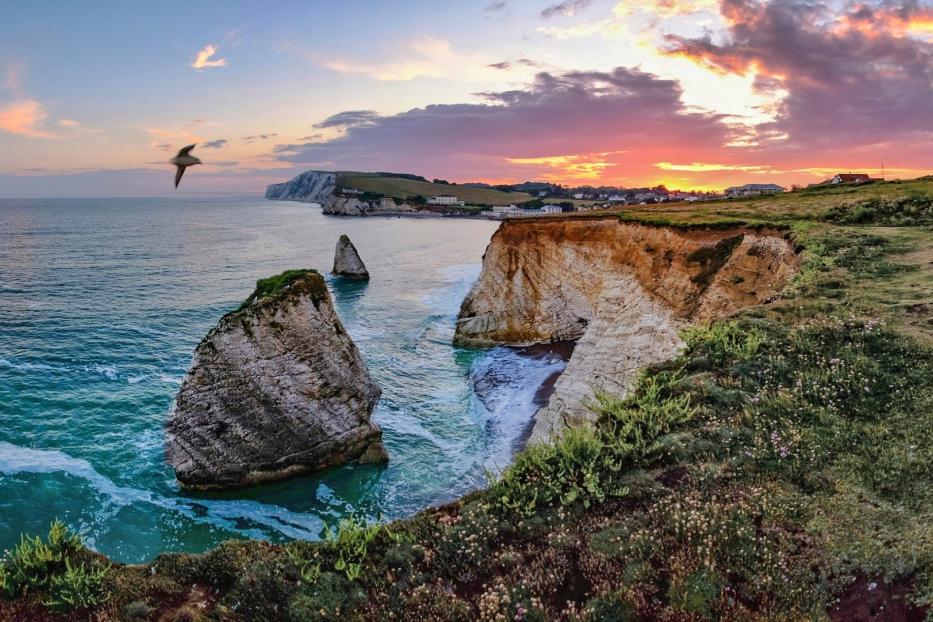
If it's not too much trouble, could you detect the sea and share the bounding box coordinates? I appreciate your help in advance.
[0,197,566,563]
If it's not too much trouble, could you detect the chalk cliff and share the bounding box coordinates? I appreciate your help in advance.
[455,217,798,444]
[264,171,337,203]
[166,270,387,490]
[322,196,419,216]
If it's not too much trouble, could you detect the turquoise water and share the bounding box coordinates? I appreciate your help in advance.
[0,197,564,563]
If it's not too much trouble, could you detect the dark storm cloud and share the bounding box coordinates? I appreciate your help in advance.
[665,0,933,147]
[270,67,731,178]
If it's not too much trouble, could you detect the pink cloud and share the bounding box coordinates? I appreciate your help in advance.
[273,67,732,185]
[0,99,54,138]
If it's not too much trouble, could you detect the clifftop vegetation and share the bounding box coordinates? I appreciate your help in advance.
[2,179,931,621]
[237,269,327,312]
[335,172,534,206]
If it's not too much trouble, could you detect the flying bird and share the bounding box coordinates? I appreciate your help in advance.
[169,144,201,189]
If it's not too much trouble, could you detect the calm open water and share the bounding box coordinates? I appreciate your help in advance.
[0,197,564,563]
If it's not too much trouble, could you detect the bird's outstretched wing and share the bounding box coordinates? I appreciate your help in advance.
[174,165,185,189]
[176,144,196,158]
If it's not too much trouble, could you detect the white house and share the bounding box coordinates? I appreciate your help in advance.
[542,204,562,214]
[724,184,785,197]
[608,195,626,203]
[428,194,464,206]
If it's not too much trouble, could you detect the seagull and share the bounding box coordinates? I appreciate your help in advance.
[169,144,201,189]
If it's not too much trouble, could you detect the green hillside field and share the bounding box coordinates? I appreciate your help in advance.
[336,172,533,206]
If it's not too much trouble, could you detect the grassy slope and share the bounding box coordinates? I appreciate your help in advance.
[336,172,533,205]
[2,180,932,622]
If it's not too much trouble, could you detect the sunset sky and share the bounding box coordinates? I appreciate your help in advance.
[0,0,930,196]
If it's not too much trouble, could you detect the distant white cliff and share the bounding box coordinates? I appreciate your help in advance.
[265,171,422,216]
[265,171,337,204]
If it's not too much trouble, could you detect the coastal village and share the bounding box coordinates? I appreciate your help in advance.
[335,171,885,219]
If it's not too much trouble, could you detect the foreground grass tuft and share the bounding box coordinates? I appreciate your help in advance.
[0,521,110,614]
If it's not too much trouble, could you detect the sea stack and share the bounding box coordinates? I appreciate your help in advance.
[166,269,387,490]
[332,234,370,280]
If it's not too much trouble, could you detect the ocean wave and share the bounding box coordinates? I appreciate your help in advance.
[471,348,567,471]
[85,363,118,380]
[0,356,62,372]
[419,263,481,313]
[0,441,324,543]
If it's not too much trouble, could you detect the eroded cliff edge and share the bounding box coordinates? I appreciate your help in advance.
[454,217,799,444]
[166,270,387,490]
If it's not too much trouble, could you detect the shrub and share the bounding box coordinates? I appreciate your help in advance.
[824,195,933,226]
[682,321,764,368]
[582,592,636,621]
[323,515,382,582]
[492,370,696,518]
[123,600,154,620]
[1,520,83,598]
[287,572,367,622]
[43,558,110,613]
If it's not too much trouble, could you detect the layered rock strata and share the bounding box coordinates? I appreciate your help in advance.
[333,235,370,279]
[455,217,798,444]
[166,270,387,490]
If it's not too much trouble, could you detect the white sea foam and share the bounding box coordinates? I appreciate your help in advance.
[0,441,324,542]
[471,348,567,472]
[0,356,61,372]
[85,363,118,380]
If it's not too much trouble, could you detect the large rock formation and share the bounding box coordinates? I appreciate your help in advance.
[265,171,421,215]
[455,217,798,444]
[166,269,387,490]
[322,196,419,216]
[265,171,337,203]
[333,235,370,280]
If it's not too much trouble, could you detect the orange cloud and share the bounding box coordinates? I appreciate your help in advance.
[837,4,933,39]
[0,99,54,138]
[507,153,618,181]
[655,161,770,172]
[191,45,226,70]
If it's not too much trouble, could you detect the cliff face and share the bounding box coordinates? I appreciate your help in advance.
[322,196,418,216]
[166,270,387,490]
[455,217,798,443]
[265,171,337,203]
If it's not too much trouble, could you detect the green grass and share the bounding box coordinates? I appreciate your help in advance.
[336,172,533,206]
[237,268,325,311]
[4,179,933,620]
[593,177,933,228]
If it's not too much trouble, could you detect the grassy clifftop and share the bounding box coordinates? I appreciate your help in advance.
[606,178,933,228]
[2,180,932,621]
[336,172,534,205]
